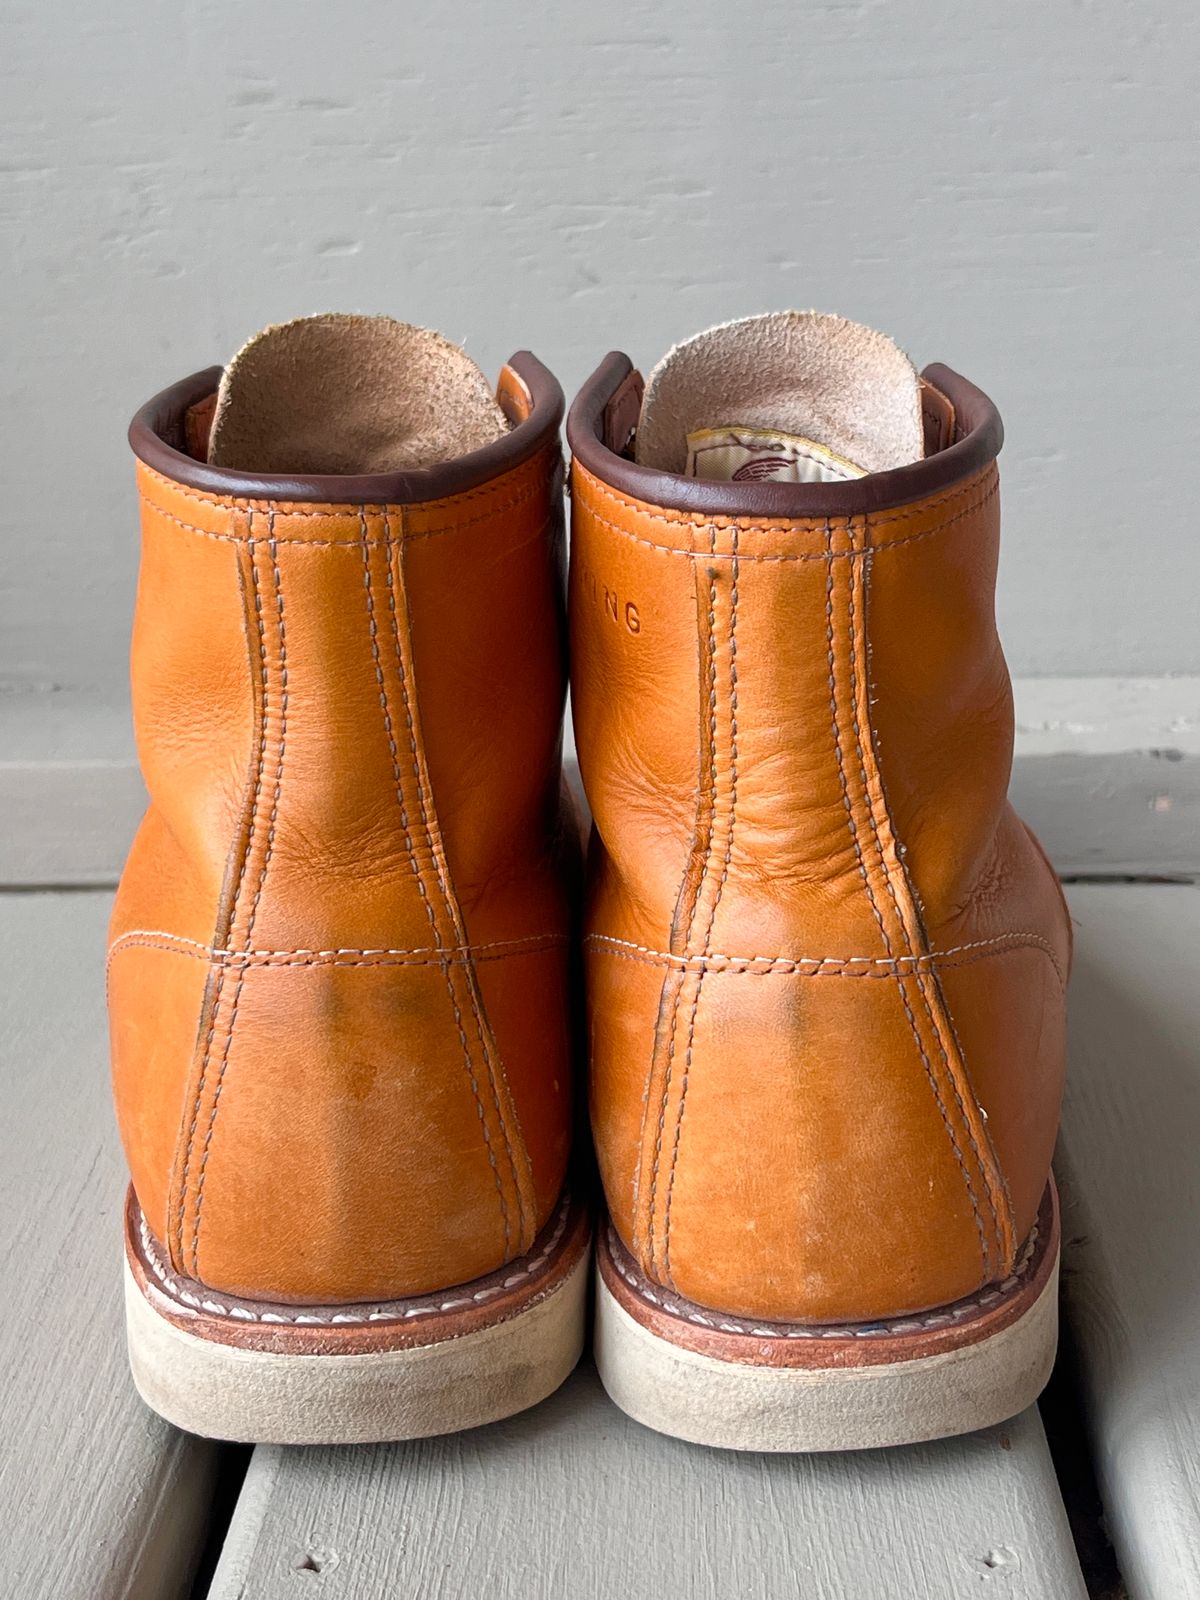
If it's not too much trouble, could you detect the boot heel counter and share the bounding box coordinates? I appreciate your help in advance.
[117,416,569,1305]
[176,947,540,1300]
[588,912,1028,1325]
[108,836,217,1257]
[110,840,553,1305]
[572,400,1068,1327]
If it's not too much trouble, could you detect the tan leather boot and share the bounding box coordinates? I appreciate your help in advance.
[568,312,1069,1450]
[111,316,587,1443]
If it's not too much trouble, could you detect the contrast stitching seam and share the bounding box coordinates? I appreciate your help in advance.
[629,601,713,1258]
[391,512,526,1249]
[137,1190,572,1327]
[862,526,1011,1265]
[380,510,515,1255]
[364,508,411,907]
[856,522,1009,1261]
[191,512,288,1274]
[847,518,993,1276]
[826,514,990,1275]
[606,1218,1041,1341]
[107,942,564,973]
[578,462,991,531]
[646,537,718,1278]
[663,524,739,1282]
[107,931,566,971]
[139,447,557,516]
[137,475,549,544]
[946,995,1017,1249]
[584,932,1064,985]
[824,518,895,964]
[574,476,998,561]
[172,512,268,1268]
[591,943,1063,985]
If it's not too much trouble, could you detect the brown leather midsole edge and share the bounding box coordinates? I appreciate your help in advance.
[125,1185,590,1357]
[598,1181,1059,1371]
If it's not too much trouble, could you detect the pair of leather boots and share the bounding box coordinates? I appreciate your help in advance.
[110,311,1069,1452]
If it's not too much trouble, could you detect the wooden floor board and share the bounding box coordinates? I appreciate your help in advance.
[209,1367,1086,1600]
[3,676,1196,886]
[0,891,217,1599]
[1057,882,1200,1600]
[13,880,1198,1597]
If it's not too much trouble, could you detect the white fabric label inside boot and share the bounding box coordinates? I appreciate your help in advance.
[685,425,866,484]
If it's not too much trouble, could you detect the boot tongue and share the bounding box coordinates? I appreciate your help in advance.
[206,313,509,473]
[633,311,925,484]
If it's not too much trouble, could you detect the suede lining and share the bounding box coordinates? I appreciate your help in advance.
[634,311,926,477]
[207,314,510,474]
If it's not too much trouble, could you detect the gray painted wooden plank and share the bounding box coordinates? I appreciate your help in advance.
[209,1367,1085,1600]
[3,676,1194,885]
[1011,676,1199,879]
[5,729,1191,1598]
[1057,883,1200,1600]
[0,761,147,888]
[1010,751,1198,880]
[0,890,217,1599]
[7,745,1194,888]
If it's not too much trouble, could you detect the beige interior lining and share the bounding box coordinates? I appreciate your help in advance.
[634,311,925,476]
[207,314,510,473]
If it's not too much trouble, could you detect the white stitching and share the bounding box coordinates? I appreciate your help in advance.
[646,548,720,1277]
[190,515,289,1272]
[137,471,550,545]
[663,524,740,1282]
[136,1191,572,1325]
[108,931,567,971]
[576,461,994,534]
[606,1216,1041,1341]
[172,512,268,1265]
[585,931,1064,984]
[847,518,995,1276]
[572,473,998,560]
[139,448,556,519]
[381,510,519,1254]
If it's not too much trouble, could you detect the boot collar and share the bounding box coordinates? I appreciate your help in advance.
[568,355,1001,517]
[130,351,563,504]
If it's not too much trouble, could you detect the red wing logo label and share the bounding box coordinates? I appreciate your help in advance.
[685,426,866,484]
[732,455,794,481]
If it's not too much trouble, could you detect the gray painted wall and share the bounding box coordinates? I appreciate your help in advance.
[3,0,1197,725]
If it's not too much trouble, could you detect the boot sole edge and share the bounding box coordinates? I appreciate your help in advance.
[124,1194,589,1444]
[594,1192,1059,1452]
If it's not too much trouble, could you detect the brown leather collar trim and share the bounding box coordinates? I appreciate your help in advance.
[129,350,564,504]
[567,353,1003,518]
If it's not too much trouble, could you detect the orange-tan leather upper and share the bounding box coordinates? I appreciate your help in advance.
[568,355,1070,1324]
[110,354,573,1304]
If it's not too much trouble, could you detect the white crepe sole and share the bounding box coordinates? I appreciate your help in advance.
[594,1251,1059,1452]
[125,1249,587,1444]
